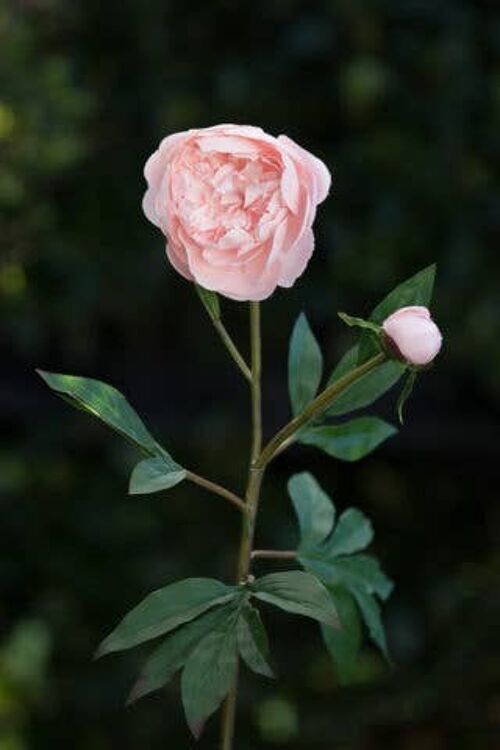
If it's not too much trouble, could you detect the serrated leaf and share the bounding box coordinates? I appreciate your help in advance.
[37,371,158,454]
[237,602,274,678]
[96,578,238,657]
[181,616,239,738]
[129,456,186,495]
[252,571,339,628]
[358,265,436,363]
[299,417,397,462]
[351,588,390,660]
[288,472,335,549]
[196,284,220,321]
[128,602,239,704]
[288,313,323,416]
[321,587,362,684]
[326,508,374,557]
[327,360,405,417]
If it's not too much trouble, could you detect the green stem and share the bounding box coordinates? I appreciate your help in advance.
[220,302,263,750]
[212,317,252,383]
[255,351,386,468]
[185,471,246,512]
[251,549,297,561]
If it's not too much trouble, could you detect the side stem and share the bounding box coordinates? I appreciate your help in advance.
[256,351,386,468]
[220,302,263,750]
[212,317,252,383]
[251,549,297,561]
[185,471,246,512]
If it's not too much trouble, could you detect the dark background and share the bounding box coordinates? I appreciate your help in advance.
[1,1,500,748]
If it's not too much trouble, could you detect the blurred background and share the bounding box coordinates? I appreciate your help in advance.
[1,0,500,748]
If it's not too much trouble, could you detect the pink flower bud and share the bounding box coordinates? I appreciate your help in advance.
[382,306,442,366]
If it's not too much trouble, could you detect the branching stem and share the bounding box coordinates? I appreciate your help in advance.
[219,328,387,749]
[255,351,386,468]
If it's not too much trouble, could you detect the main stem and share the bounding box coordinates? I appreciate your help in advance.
[220,302,263,750]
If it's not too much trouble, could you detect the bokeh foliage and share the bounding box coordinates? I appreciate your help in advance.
[1,0,499,748]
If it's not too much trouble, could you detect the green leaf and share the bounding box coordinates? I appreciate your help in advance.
[338,312,381,334]
[288,313,323,416]
[196,284,220,321]
[237,602,274,678]
[358,265,436,363]
[129,456,186,495]
[37,370,158,454]
[252,571,339,628]
[181,615,239,738]
[351,588,390,660]
[328,345,359,383]
[327,508,374,557]
[369,264,436,324]
[321,587,362,684]
[96,578,238,657]
[287,472,335,549]
[127,602,238,704]
[327,360,405,417]
[299,417,397,462]
[396,369,418,424]
[324,555,394,601]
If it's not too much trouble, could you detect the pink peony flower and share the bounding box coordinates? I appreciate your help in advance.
[382,306,442,366]
[142,124,331,301]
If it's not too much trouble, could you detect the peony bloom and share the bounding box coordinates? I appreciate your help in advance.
[142,124,331,301]
[382,306,442,366]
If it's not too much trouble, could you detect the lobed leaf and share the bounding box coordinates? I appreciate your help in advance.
[325,554,394,601]
[325,508,374,557]
[288,473,393,664]
[288,313,323,416]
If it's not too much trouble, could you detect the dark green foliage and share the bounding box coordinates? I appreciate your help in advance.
[237,602,274,679]
[288,472,393,669]
[251,571,339,629]
[3,1,498,747]
[96,578,238,657]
